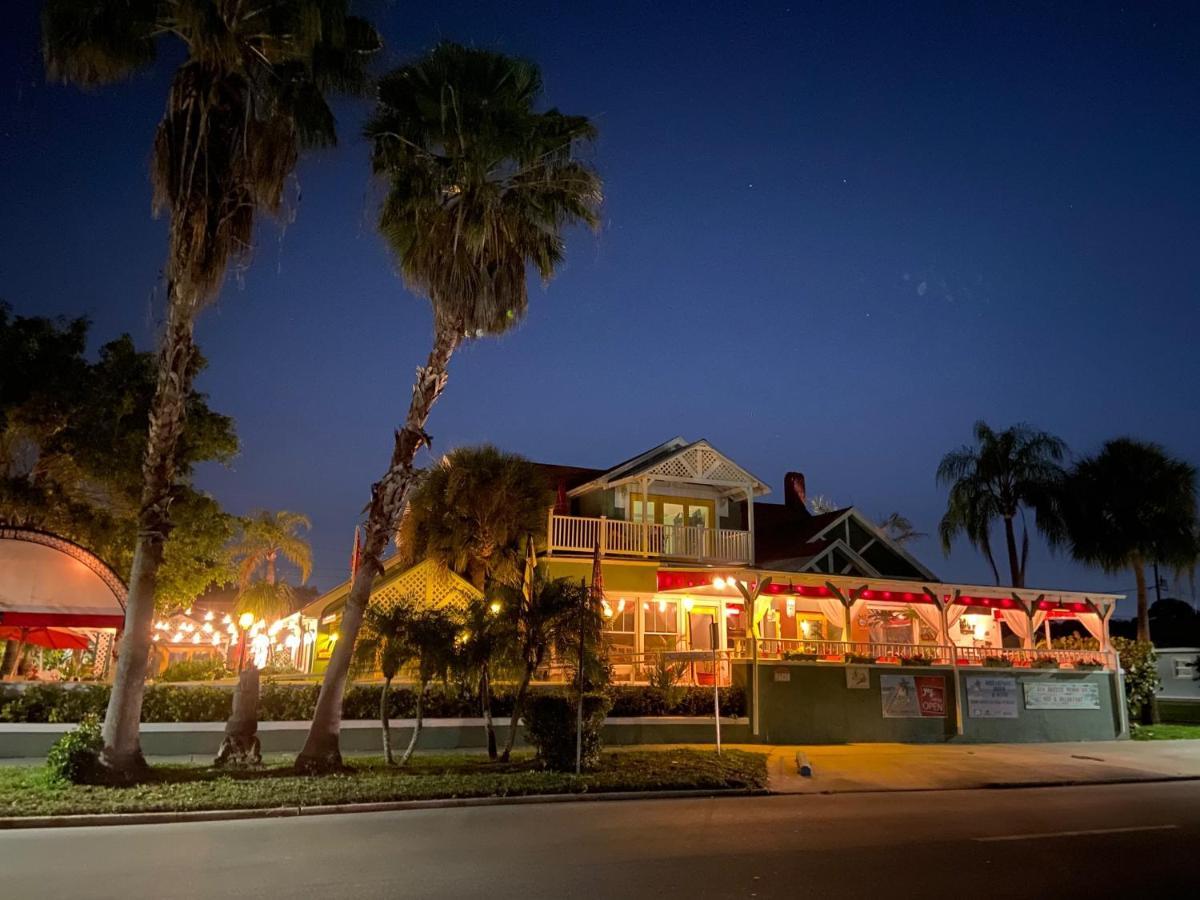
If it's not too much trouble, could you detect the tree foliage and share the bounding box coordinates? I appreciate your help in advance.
[937,420,1067,586]
[398,445,550,590]
[0,303,238,607]
[228,510,313,620]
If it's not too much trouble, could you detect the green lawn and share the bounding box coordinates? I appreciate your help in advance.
[1131,723,1200,741]
[0,749,767,819]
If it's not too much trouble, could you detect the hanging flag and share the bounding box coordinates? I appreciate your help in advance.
[522,534,537,606]
[350,525,362,579]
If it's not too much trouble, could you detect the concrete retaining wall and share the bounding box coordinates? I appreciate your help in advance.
[738,662,1125,744]
[0,717,750,759]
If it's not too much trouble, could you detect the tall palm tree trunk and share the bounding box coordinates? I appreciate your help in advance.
[297,323,461,774]
[101,295,199,778]
[499,660,536,762]
[380,675,393,765]
[481,664,497,760]
[399,681,426,765]
[1133,556,1150,643]
[1003,515,1023,588]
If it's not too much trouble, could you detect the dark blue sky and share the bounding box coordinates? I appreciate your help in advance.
[3,1,1198,610]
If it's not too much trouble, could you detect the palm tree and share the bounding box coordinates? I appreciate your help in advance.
[230,510,313,624]
[452,595,512,760]
[937,421,1067,588]
[492,572,582,762]
[298,43,601,773]
[877,512,925,546]
[43,0,379,779]
[398,446,550,591]
[353,602,459,765]
[1062,438,1199,643]
[352,605,409,765]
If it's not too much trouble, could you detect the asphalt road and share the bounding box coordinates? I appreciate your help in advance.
[3,781,1198,899]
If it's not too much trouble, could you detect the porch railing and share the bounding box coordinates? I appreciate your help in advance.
[734,637,1116,671]
[548,512,752,564]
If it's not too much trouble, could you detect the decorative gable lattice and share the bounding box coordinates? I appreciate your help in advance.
[636,442,762,489]
[368,559,479,616]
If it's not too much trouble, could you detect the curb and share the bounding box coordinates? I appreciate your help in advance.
[0,787,770,830]
[772,773,1200,796]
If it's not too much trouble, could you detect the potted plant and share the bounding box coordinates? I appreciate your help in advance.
[982,657,1010,668]
[1031,657,1060,669]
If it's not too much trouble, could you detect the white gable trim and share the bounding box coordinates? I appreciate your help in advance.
[570,439,769,497]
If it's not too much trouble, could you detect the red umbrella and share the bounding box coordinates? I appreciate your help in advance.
[0,625,91,651]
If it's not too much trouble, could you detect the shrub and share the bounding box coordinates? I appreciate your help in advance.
[523,692,611,771]
[1030,658,1060,669]
[45,715,104,784]
[1111,637,1160,718]
[0,684,109,723]
[140,685,231,722]
[783,652,819,662]
[157,656,231,682]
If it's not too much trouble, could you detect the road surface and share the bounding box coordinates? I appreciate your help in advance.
[3,780,1197,898]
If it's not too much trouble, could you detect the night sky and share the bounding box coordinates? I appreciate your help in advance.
[3,1,1198,611]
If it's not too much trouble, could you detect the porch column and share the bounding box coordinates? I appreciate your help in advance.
[641,476,651,558]
[744,483,756,565]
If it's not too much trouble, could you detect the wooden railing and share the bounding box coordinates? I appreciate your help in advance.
[732,638,1116,670]
[548,513,752,564]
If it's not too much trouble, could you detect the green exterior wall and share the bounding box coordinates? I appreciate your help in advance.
[737,662,1124,744]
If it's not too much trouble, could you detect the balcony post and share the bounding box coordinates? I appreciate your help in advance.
[599,515,607,555]
[744,483,755,565]
[546,506,555,557]
[640,476,651,557]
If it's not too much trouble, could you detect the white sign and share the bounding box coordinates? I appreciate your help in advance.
[966,676,1019,719]
[773,668,791,682]
[846,666,870,690]
[1023,681,1101,710]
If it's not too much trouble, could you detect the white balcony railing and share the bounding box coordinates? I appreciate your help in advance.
[548,513,752,564]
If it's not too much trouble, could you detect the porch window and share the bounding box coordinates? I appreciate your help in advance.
[603,597,636,655]
[642,598,678,653]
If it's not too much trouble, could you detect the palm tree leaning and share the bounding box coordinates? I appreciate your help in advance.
[297,43,601,773]
[937,421,1067,588]
[230,510,313,623]
[43,0,379,780]
[1061,438,1199,643]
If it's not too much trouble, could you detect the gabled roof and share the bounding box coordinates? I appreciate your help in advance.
[300,557,481,620]
[568,437,770,497]
[754,504,937,581]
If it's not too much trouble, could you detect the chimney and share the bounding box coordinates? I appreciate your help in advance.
[784,472,809,514]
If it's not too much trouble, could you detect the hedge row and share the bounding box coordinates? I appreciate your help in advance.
[0,682,745,724]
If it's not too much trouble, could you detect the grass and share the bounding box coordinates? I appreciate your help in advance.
[1131,723,1200,741]
[0,749,767,819]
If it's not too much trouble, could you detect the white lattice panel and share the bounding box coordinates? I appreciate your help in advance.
[640,442,756,487]
[368,560,478,616]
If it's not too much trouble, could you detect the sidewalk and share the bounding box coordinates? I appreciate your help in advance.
[764,739,1200,794]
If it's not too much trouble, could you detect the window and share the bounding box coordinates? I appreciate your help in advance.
[1173,659,1197,679]
[602,597,636,655]
[642,598,678,652]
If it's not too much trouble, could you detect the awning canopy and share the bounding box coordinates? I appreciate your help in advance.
[0,528,126,629]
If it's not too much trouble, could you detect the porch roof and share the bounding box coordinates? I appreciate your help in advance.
[652,565,1124,612]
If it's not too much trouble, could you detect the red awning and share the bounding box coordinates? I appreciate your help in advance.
[0,612,124,629]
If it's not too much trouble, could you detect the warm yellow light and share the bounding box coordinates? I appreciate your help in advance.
[210,634,221,646]
[191,633,201,645]
[800,620,811,636]
[222,614,232,625]
[658,600,667,613]
[489,601,502,615]
[239,612,255,629]
[152,634,160,642]
[602,606,613,618]
[712,576,726,589]
[683,598,694,611]
[285,634,300,650]
[268,620,283,636]
[184,607,192,615]
[226,624,237,636]
[203,610,214,622]
[201,622,213,634]
[328,632,339,643]
[302,632,314,645]
[172,631,184,643]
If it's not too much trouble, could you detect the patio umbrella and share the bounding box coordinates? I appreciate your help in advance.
[0,625,91,651]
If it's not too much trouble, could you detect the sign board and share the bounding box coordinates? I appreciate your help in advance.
[1023,681,1101,710]
[845,666,870,690]
[773,668,791,682]
[880,674,946,718]
[966,676,1019,719]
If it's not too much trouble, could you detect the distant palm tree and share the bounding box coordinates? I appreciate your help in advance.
[937,421,1067,588]
[354,602,459,765]
[1062,438,1199,642]
[230,510,313,622]
[43,0,379,780]
[398,446,550,591]
[808,495,840,515]
[298,43,601,773]
[877,512,925,546]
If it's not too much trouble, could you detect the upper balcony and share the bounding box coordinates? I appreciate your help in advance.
[547,512,752,565]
